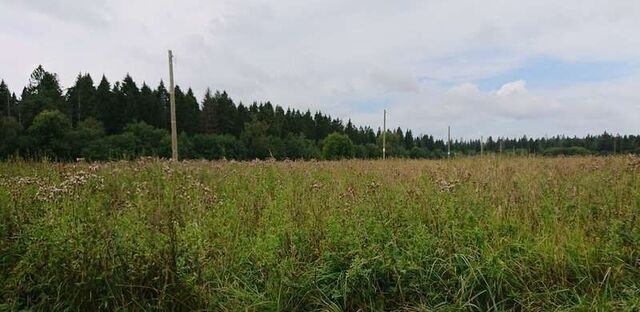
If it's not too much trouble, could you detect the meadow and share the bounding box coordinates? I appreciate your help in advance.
[1,156,639,311]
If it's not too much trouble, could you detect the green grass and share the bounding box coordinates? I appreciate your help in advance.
[1,156,639,311]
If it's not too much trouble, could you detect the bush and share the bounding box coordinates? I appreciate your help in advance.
[543,146,592,156]
[191,134,225,160]
[409,146,428,159]
[105,132,138,159]
[218,134,247,160]
[123,121,169,156]
[322,132,354,160]
[284,134,317,160]
[66,118,106,159]
[27,110,71,159]
[0,117,22,158]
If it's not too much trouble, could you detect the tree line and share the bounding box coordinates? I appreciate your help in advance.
[0,65,638,161]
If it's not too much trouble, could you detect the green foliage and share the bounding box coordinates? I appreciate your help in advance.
[283,133,319,160]
[201,90,237,136]
[377,131,405,157]
[20,65,65,127]
[191,133,225,160]
[1,65,640,161]
[66,118,105,159]
[175,87,201,134]
[543,146,592,156]
[138,83,164,128]
[66,73,96,127]
[27,110,71,159]
[322,132,355,160]
[242,117,271,159]
[1,157,639,310]
[0,80,12,118]
[122,121,169,156]
[0,117,21,158]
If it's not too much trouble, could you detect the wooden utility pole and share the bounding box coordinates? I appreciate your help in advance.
[382,109,386,160]
[168,50,178,161]
[480,136,484,157]
[447,125,451,159]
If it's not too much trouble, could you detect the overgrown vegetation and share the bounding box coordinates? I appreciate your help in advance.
[1,156,639,310]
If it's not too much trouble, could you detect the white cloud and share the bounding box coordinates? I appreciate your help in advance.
[495,80,527,97]
[0,0,639,139]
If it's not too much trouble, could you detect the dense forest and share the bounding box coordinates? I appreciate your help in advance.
[0,65,638,161]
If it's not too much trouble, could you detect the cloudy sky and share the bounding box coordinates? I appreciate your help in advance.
[1,0,639,139]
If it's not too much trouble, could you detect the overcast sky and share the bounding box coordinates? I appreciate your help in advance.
[1,0,639,139]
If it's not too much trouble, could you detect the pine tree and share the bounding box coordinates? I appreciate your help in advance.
[201,88,217,134]
[155,81,170,129]
[235,103,250,136]
[272,106,286,137]
[120,74,140,123]
[105,81,128,134]
[66,73,96,127]
[404,130,414,149]
[174,86,201,134]
[0,80,9,117]
[95,76,112,131]
[184,88,201,134]
[214,91,236,135]
[20,65,66,127]
[138,83,162,127]
[345,119,356,142]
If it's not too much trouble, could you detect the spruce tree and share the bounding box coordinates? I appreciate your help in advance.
[155,81,169,129]
[120,74,140,123]
[0,80,9,117]
[175,86,202,134]
[214,91,237,135]
[20,65,66,127]
[66,73,96,127]
[138,83,162,127]
[201,88,217,134]
[95,76,112,131]
[106,81,128,134]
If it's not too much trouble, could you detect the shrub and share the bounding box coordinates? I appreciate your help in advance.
[543,146,591,156]
[27,110,71,159]
[322,132,354,160]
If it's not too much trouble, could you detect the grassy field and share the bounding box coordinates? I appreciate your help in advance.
[1,156,639,311]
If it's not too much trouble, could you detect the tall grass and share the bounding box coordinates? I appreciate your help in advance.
[1,156,639,311]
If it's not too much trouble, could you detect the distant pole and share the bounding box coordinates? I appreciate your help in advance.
[480,136,484,157]
[447,125,451,159]
[382,109,386,160]
[168,50,178,161]
[499,138,503,155]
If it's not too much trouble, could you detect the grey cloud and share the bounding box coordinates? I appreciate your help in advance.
[7,0,113,29]
[1,0,639,139]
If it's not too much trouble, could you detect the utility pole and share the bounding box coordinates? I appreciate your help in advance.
[382,109,386,160]
[480,135,484,157]
[168,50,178,161]
[447,125,451,159]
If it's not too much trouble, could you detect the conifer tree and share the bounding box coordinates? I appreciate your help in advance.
[20,65,65,127]
[66,73,96,127]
